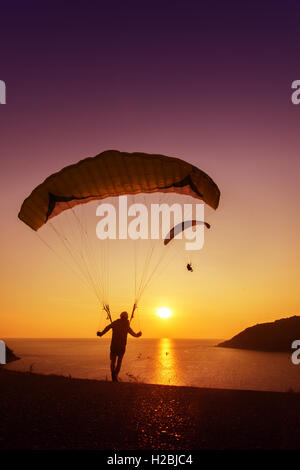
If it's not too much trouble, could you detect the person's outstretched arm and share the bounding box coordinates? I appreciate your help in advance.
[97,323,113,337]
[128,327,142,338]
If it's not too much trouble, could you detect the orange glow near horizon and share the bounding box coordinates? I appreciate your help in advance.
[1,186,299,339]
[2,141,300,341]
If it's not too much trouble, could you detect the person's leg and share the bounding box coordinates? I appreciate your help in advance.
[110,351,117,381]
[114,354,124,381]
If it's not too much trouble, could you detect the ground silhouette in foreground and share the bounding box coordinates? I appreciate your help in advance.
[0,370,300,450]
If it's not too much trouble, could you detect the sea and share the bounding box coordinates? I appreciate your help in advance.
[3,338,300,392]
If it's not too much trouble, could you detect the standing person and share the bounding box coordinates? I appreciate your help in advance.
[97,311,142,382]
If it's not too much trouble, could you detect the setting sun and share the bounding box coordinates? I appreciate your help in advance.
[157,307,172,319]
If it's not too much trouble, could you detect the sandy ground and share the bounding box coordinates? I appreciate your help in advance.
[0,369,299,450]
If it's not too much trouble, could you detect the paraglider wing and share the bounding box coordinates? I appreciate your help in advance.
[164,220,211,246]
[18,150,220,231]
[18,150,220,325]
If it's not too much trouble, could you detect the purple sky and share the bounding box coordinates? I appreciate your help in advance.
[1,1,300,176]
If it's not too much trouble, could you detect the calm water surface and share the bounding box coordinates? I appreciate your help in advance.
[4,338,299,392]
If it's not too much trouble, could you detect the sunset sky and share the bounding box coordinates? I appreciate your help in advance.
[1,1,299,338]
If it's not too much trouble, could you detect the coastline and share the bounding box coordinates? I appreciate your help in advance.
[0,369,299,450]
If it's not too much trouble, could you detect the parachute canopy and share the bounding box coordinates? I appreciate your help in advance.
[164,220,211,246]
[18,150,220,231]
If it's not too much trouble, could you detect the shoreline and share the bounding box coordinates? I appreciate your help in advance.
[0,369,300,450]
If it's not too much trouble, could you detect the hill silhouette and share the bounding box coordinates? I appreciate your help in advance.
[217,316,300,352]
[6,346,20,363]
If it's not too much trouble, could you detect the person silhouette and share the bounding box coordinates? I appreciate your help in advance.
[97,311,142,382]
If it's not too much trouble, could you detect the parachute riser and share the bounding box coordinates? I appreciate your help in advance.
[103,303,113,324]
[130,302,137,323]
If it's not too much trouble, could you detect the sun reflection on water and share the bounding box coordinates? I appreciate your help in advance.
[154,338,179,386]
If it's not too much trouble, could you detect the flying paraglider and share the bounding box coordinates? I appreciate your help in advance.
[163,220,211,246]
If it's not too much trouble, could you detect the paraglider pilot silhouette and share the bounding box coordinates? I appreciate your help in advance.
[97,311,142,382]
